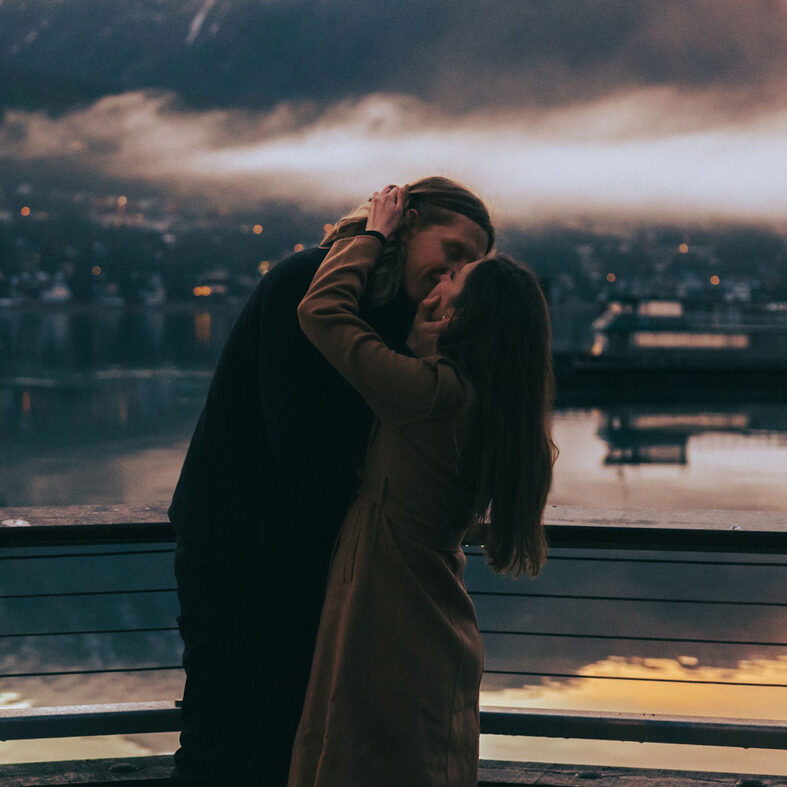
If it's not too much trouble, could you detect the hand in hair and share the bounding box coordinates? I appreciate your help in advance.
[366,185,408,239]
[406,291,447,357]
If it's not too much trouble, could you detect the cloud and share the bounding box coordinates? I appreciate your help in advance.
[2,88,786,226]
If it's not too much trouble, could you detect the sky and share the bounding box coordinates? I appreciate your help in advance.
[1,0,786,227]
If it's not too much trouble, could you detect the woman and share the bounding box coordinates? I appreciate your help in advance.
[287,185,557,787]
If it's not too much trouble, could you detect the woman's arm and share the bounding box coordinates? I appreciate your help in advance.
[297,227,463,426]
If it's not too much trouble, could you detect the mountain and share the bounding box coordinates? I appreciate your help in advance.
[3,0,784,117]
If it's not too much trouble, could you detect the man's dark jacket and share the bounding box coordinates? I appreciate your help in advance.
[169,246,411,784]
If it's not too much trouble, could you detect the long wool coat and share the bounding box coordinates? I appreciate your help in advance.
[288,236,484,787]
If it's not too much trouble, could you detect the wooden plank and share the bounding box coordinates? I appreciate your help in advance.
[1,504,784,532]
[0,703,180,741]
[479,707,787,749]
[2,703,785,749]
[0,756,785,787]
[545,506,787,532]
[0,755,173,786]
[1,505,785,550]
[478,760,787,786]
[0,506,169,528]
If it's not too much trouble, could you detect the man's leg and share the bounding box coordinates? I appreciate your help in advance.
[242,543,333,786]
[173,541,265,783]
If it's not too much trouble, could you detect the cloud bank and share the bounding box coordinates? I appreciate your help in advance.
[3,88,785,226]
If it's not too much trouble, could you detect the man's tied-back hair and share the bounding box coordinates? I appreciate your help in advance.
[322,176,494,304]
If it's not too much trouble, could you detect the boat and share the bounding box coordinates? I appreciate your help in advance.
[554,298,787,401]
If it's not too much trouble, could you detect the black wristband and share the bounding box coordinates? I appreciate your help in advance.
[361,230,386,245]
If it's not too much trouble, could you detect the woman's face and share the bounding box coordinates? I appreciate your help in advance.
[427,258,483,319]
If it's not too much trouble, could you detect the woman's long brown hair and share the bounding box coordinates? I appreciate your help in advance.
[438,255,557,577]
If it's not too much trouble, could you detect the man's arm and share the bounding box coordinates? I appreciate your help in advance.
[254,251,372,540]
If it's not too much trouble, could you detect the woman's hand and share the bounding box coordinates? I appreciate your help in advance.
[366,184,408,239]
[406,291,448,357]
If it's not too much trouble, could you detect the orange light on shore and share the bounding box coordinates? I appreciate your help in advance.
[22,391,31,414]
[678,243,689,253]
[253,224,263,235]
[294,243,305,252]
[710,275,720,286]
[117,195,128,209]
[258,261,271,275]
[323,223,334,234]
[606,273,616,283]
[91,265,102,276]
[20,206,31,217]
[193,285,213,297]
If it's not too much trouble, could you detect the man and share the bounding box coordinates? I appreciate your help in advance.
[169,176,493,784]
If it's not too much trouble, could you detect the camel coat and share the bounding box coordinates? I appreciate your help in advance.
[288,236,484,787]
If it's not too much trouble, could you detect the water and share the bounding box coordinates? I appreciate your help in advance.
[1,305,785,773]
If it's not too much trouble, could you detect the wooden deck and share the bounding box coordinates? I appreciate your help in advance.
[0,756,785,787]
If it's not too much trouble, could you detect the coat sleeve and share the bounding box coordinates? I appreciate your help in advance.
[298,236,464,425]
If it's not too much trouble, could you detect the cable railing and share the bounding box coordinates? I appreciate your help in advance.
[0,504,785,752]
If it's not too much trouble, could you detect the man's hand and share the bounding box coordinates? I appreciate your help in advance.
[366,185,408,239]
[406,292,448,357]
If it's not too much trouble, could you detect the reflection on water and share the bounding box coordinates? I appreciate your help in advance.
[2,307,787,509]
[1,306,786,771]
[5,398,787,510]
[480,656,787,774]
[551,408,787,511]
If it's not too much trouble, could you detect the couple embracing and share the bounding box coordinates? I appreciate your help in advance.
[170,177,557,786]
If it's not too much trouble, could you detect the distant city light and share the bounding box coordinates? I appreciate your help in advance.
[20,206,30,216]
[117,195,128,208]
[253,224,263,235]
[294,243,305,252]
[21,391,31,414]
[91,265,102,276]
[710,275,720,286]
[633,331,748,349]
[194,311,212,343]
[258,261,271,275]
[193,285,212,297]
[678,243,689,253]
[606,273,616,283]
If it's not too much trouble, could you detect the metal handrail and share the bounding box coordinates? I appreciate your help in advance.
[1,702,786,750]
[1,505,784,752]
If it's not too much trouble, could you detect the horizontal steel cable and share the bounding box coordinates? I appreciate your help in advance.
[0,549,175,561]
[468,590,786,606]
[483,670,787,688]
[0,626,179,639]
[0,588,177,600]
[479,630,787,647]
[0,665,183,679]
[1,626,782,648]
[464,551,786,567]
[3,666,783,688]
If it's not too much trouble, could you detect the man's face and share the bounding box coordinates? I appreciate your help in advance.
[402,212,489,304]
